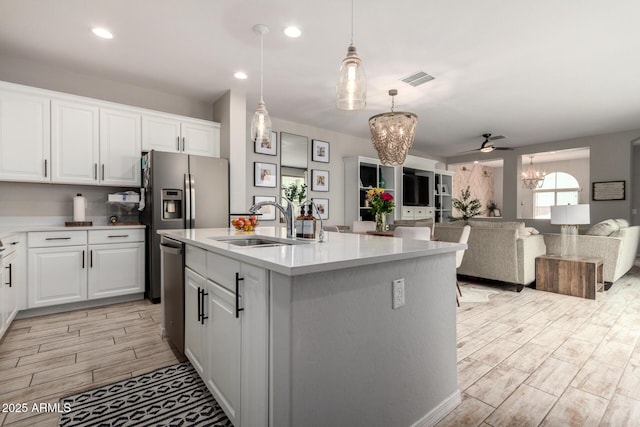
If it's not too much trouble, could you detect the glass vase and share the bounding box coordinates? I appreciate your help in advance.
[375,213,386,232]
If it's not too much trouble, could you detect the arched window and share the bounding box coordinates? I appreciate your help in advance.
[534,172,580,219]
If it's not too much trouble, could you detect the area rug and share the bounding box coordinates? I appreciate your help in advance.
[60,362,231,427]
[458,286,500,303]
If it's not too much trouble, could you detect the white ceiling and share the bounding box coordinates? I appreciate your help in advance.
[2,0,640,157]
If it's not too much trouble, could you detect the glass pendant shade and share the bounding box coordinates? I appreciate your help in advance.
[250,98,272,145]
[369,90,417,166]
[336,44,366,110]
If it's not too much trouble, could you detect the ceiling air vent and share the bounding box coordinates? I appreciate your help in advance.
[401,71,435,87]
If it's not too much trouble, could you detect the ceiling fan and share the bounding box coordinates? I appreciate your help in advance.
[459,133,512,154]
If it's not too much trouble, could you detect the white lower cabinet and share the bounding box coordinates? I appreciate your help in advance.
[28,245,87,307]
[27,229,144,309]
[184,267,207,376]
[88,242,144,299]
[206,278,241,425]
[183,251,269,427]
[1,249,19,339]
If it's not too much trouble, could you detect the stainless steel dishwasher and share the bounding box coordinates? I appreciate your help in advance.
[160,236,184,354]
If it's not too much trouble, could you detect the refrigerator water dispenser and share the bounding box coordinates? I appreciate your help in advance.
[162,189,183,220]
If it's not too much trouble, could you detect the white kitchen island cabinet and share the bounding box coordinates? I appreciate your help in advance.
[162,227,464,427]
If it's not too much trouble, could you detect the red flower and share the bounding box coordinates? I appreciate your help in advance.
[381,193,394,201]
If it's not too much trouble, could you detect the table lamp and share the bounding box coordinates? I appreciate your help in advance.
[550,204,590,257]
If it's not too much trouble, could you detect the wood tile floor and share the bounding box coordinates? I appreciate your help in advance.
[0,299,184,427]
[1,262,639,427]
[438,260,640,427]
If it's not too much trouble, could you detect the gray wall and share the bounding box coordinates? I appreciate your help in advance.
[0,53,213,120]
[634,144,640,226]
[447,129,638,233]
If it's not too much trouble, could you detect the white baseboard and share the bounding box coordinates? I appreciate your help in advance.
[412,390,462,427]
[15,293,145,319]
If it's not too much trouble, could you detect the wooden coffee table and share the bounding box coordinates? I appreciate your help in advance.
[535,254,604,299]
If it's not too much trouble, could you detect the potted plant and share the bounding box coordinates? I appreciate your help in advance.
[487,201,498,217]
[451,186,482,222]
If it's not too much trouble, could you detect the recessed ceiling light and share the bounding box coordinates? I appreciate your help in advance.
[234,71,248,80]
[284,26,302,38]
[473,161,479,164]
[92,27,113,39]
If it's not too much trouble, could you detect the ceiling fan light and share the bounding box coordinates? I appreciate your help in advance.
[480,146,495,153]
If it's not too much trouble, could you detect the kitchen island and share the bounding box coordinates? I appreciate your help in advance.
[161,227,465,427]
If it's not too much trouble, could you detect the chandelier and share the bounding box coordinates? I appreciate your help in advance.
[368,89,417,166]
[521,156,545,189]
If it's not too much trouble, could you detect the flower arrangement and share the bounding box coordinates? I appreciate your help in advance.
[366,188,395,216]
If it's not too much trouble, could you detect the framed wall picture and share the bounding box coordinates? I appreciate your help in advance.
[312,139,330,163]
[312,198,329,220]
[252,195,277,220]
[592,180,625,201]
[311,169,329,192]
[254,162,277,187]
[255,130,277,156]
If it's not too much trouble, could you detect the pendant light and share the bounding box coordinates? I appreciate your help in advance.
[369,89,417,166]
[336,0,366,110]
[521,156,546,189]
[250,24,272,146]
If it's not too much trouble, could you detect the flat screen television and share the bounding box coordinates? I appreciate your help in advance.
[403,174,429,206]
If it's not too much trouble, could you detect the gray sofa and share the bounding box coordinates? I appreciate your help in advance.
[543,222,640,283]
[434,220,546,287]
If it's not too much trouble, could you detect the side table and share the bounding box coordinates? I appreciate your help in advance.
[535,255,604,300]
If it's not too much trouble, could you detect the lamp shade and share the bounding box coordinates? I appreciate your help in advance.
[550,204,590,225]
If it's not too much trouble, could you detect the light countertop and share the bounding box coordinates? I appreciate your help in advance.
[0,217,144,239]
[161,227,465,276]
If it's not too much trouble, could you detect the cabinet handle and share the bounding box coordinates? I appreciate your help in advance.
[5,264,11,287]
[107,234,129,238]
[44,159,48,178]
[200,289,209,324]
[197,287,202,322]
[176,136,180,151]
[10,242,18,245]
[182,137,186,152]
[46,237,71,240]
[101,164,105,181]
[235,272,244,318]
[94,163,98,180]
[82,250,85,269]
[90,250,93,268]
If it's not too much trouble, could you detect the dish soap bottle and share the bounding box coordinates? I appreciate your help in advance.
[295,205,306,238]
[303,203,317,239]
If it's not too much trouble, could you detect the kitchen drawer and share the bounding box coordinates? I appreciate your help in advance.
[207,251,240,292]
[402,206,415,220]
[28,231,87,248]
[88,229,145,244]
[186,245,206,276]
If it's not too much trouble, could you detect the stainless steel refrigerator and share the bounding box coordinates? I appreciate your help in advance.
[141,150,229,302]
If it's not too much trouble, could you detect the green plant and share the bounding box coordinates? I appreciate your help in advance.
[282,183,307,203]
[451,186,482,221]
[487,201,497,211]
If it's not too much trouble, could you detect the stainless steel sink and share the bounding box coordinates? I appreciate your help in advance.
[220,238,289,247]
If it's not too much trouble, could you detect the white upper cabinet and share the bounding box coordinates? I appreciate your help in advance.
[141,114,181,153]
[99,108,142,186]
[142,113,220,158]
[181,120,220,157]
[0,89,50,182]
[51,99,100,184]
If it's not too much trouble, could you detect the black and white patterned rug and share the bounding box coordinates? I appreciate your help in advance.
[60,362,232,426]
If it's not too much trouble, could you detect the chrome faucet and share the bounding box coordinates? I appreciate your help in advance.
[249,200,295,238]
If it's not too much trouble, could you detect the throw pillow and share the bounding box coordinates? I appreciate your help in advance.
[614,218,630,228]
[525,227,540,235]
[585,219,619,236]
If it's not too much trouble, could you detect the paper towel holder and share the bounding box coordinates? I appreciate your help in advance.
[66,193,93,227]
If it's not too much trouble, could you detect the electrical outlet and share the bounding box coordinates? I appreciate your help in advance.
[392,278,405,309]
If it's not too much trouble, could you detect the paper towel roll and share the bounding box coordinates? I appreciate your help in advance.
[73,194,86,222]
